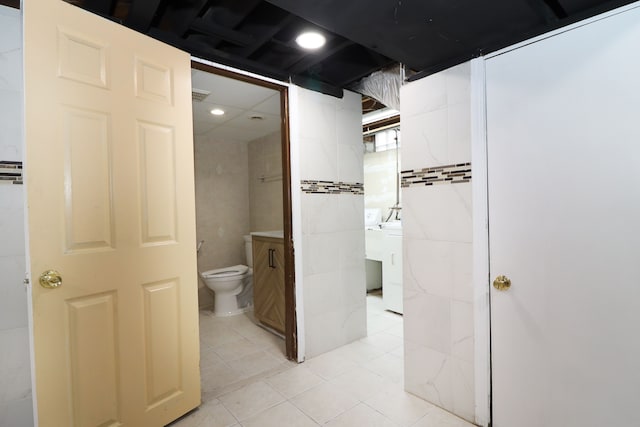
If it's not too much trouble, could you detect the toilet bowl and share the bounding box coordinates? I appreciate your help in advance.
[199,235,254,316]
[200,265,252,316]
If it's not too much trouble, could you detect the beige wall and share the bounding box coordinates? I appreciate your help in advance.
[248,131,283,232]
[363,148,400,217]
[194,134,251,308]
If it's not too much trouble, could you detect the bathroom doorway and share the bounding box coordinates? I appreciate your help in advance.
[189,61,297,392]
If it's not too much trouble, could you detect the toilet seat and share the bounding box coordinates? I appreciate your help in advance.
[201,265,249,279]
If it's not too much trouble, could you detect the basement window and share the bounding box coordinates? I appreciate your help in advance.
[373,128,400,152]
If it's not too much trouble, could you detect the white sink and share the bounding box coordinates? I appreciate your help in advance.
[379,221,402,230]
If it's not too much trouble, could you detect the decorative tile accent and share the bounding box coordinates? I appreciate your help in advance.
[401,162,471,188]
[0,161,23,185]
[301,180,364,195]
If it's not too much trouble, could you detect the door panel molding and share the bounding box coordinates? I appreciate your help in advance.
[137,120,178,245]
[57,26,110,89]
[66,291,121,427]
[142,279,182,408]
[62,106,115,253]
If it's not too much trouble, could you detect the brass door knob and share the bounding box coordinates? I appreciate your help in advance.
[493,275,511,291]
[39,270,62,289]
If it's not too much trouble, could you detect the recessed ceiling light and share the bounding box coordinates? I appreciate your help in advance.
[210,108,225,116]
[296,31,326,50]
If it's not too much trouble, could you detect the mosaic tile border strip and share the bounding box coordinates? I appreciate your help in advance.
[401,162,471,188]
[0,161,23,185]
[301,180,364,195]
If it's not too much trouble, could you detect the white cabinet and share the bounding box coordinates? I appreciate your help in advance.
[365,228,383,261]
[365,228,384,291]
[382,228,403,314]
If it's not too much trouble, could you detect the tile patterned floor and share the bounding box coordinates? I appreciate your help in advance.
[169,293,475,427]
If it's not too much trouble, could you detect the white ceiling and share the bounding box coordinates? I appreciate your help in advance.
[191,69,281,143]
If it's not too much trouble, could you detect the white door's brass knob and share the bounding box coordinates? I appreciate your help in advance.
[493,275,511,291]
[39,270,62,289]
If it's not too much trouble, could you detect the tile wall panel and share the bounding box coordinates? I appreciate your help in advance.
[400,62,475,423]
[294,86,366,358]
[0,5,34,426]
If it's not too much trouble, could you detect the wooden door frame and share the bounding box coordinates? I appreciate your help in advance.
[190,60,297,361]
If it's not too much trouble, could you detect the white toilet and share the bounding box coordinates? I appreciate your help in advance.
[200,235,253,316]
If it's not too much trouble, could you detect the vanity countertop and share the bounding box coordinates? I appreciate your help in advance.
[250,230,284,239]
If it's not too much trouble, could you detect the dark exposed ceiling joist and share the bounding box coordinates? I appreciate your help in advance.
[525,0,568,24]
[190,18,255,46]
[291,75,343,99]
[69,0,638,97]
[240,14,296,57]
[288,40,353,75]
[0,0,19,9]
[125,0,162,32]
[148,28,289,82]
[83,0,115,15]
[203,0,263,48]
[366,49,396,68]
[543,0,569,18]
[159,0,209,37]
[205,0,262,27]
[407,52,480,82]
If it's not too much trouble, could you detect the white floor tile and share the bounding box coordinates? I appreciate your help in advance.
[367,314,393,335]
[290,381,359,424]
[329,367,387,402]
[200,325,245,348]
[226,350,283,378]
[212,338,263,362]
[365,386,434,427]
[218,381,285,421]
[411,405,476,427]
[364,353,404,384]
[360,332,404,353]
[241,401,318,427]
[329,339,386,364]
[265,365,325,399]
[191,297,480,427]
[325,403,397,427]
[169,400,238,427]
[304,350,360,380]
[243,329,286,356]
[201,361,246,394]
[385,321,405,338]
[200,343,225,366]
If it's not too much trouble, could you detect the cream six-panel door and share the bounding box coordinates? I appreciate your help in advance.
[24,0,200,425]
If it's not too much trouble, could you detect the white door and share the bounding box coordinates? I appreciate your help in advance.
[487,6,640,427]
[24,0,200,425]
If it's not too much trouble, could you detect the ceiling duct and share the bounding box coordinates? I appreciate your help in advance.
[192,88,211,102]
[351,64,402,111]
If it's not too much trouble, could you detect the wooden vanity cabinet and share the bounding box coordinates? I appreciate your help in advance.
[252,236,285,333]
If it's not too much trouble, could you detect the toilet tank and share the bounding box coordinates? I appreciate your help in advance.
[244,235,253,267]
